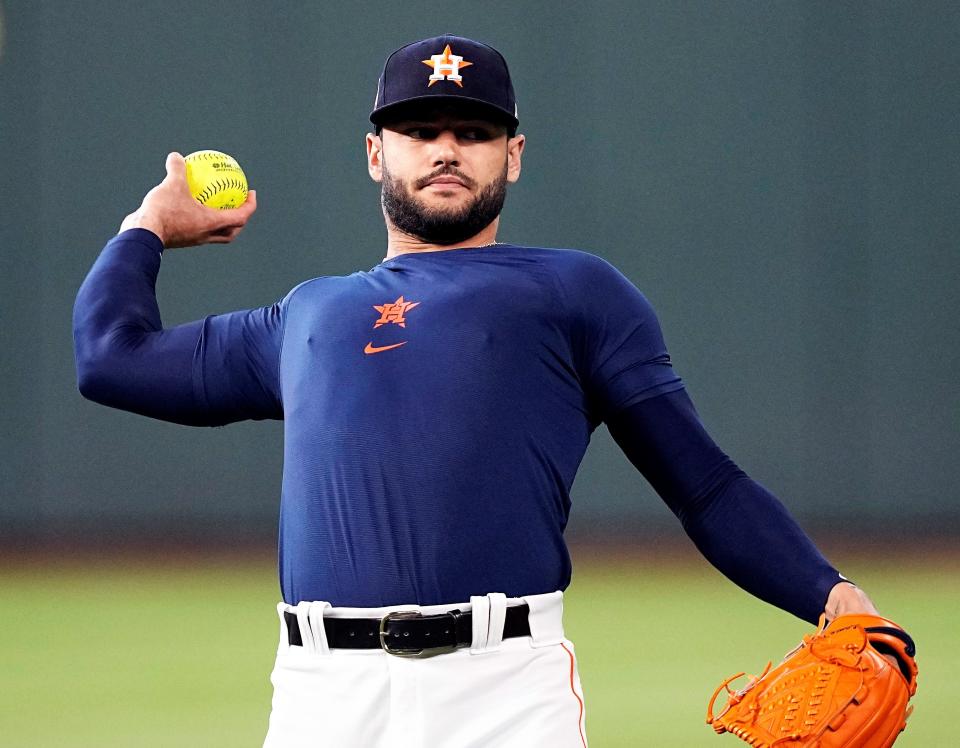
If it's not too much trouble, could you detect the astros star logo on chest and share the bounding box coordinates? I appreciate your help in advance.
[365,295,421,354]
[373,296,419,328]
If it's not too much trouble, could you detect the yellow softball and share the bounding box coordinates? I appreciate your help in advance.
[184,150,248,209]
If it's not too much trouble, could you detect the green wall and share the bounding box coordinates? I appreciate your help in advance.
[2,2,957,545]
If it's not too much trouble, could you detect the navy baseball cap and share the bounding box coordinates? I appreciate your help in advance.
[370,35,519,131]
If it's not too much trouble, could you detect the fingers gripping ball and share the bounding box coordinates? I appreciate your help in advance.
[184,150,248,209]
[706,614,918,748]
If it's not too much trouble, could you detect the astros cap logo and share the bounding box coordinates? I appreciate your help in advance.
[370,35,519,132]
[422,44,472,87]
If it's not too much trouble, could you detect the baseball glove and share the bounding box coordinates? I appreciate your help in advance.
[706,614,918,747]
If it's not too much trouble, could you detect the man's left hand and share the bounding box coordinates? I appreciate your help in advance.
[825,580,880,618]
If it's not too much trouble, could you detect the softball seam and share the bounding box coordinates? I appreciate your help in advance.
[194,177,247,206]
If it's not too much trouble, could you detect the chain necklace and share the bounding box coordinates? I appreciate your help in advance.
[382,240,504,263]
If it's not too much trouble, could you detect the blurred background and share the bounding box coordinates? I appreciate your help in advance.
[1,1,957,746]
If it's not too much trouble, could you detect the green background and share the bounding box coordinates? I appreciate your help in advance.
[1,2,957,745]
[1,1,957,541]
[3,554,955,746]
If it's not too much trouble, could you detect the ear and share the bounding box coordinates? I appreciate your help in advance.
[506,134,525,184]
[366,132,383,183]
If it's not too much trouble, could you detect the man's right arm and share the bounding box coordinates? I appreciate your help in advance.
[73,228,283,426]
[73,152,282,426]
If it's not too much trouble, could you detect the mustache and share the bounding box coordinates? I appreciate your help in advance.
[414,166,477,191]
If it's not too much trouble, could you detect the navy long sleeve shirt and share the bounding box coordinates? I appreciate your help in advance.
[74,229,841,621]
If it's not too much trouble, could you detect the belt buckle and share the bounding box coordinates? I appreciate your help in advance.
[379,610,425,657]
[379,609,462,657]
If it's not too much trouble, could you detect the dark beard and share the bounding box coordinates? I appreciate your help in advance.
[381,163,507,246]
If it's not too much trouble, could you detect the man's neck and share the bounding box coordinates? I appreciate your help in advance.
[383,217,501,260]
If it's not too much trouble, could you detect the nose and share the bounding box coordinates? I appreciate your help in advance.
[431,129,460,167]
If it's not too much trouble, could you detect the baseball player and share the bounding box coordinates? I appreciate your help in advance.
[73,35,890,747]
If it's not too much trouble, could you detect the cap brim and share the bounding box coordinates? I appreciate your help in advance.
[370,95,518,129]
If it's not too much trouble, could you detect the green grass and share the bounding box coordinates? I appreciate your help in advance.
[564,556,957,747]
[1,553,955,746]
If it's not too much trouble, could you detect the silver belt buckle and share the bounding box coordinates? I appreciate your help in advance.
[379,609,463,657]
[379,610,425,657]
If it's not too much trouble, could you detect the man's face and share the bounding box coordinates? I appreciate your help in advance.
[366,105,525,245]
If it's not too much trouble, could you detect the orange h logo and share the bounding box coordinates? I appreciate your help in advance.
[365,295,420,355]
[422,44,473,87]
[373,296,420,328]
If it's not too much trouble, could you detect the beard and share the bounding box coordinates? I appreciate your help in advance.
[381,161,508,246]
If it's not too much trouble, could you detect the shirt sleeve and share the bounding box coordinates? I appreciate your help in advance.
[73,228,284,426]
[553,251,684,420]
[606,388,844,623]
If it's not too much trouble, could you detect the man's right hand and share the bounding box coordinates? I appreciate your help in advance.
[119,152,258,248]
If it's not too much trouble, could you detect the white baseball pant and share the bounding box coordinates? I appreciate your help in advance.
[263,590,588,747]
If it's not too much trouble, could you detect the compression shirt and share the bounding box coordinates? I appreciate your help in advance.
[74,229,841,621]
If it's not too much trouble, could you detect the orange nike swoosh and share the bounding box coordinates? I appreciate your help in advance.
[364,341,408,355]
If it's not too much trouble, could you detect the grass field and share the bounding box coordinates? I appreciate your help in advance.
[2,550,955,747]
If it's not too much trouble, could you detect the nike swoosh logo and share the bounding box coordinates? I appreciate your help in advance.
[364,341,408,355]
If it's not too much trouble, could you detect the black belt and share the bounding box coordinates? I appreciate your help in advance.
[284,604,531,656]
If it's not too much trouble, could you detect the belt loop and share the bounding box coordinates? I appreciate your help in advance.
[294,601,315,654]
[485,593,507,652]
[469,592,507,654]
[308,601,333,655]
[522,590,565,648]
[276,602,290,652]
[469,595,490,653]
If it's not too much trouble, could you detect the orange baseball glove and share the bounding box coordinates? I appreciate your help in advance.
[706,614,918,747]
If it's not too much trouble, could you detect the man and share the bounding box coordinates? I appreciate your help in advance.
[74,34,884,747]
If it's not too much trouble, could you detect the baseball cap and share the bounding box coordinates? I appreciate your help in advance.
[370,34,519,132]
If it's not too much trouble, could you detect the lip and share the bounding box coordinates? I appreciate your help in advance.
[424,177,467,188]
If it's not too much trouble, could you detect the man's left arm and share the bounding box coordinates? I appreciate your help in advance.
[557,252,880,622]
[605,387,878,624]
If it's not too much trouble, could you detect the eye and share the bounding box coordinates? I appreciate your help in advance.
[459,128,494,142]
[404,127,438,140]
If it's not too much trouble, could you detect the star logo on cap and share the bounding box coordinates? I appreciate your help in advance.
[422,44,473,87]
